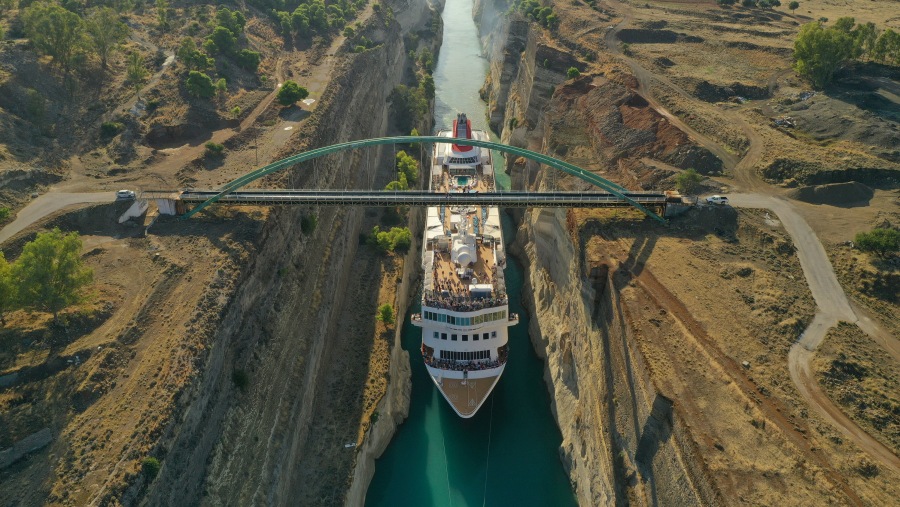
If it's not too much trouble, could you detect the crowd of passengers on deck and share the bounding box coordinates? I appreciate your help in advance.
[422,356,506,371]
[423,291,508,312]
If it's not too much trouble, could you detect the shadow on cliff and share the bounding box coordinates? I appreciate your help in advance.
[635,394,674,506]
[578,205,740,276]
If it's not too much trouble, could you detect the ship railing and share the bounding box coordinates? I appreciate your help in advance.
[422,295,509,312]
[422,355,508,372]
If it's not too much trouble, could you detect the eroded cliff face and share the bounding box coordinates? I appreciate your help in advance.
[476,4,719,504]
[141,2,438,505]
[513,209,715,506]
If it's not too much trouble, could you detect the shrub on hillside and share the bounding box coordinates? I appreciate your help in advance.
[368,226,412,253]
[276,80,309,106]
[205,142,225,157]
[100,121,124,137]
[675,168,704,195]
[236,49,261,72]
[13,228,93,322]
[142,457,161,480]
[376,303,395,325]
[855,228,900,259]
[186,71,216,98]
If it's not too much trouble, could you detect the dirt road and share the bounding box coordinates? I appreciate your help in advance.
[729,194,900,474]
[0,192,114,244]
[600,0,898,471]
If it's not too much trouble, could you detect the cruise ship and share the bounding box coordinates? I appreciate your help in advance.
[411,113,519,418]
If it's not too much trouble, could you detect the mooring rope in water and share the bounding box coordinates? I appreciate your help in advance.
[482,393,495,507]
[441,430,453,507]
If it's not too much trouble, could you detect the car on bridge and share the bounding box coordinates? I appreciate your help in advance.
[705,195,729,205]
[116,189,136,200]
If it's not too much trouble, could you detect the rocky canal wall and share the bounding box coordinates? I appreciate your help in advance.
[476,2,717,504]
[141,1,439,505]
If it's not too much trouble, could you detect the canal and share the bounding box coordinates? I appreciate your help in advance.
[365,0,578,505]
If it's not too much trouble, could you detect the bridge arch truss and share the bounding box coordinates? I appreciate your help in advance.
[182,136,666,223]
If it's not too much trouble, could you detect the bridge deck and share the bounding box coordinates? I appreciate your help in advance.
[158,190,670,209]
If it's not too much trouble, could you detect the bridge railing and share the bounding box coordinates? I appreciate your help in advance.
[179,136,667,223]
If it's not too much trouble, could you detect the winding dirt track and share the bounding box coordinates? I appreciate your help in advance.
[0,192,115,244]
[602,0,900,480]
[729,194,900,475]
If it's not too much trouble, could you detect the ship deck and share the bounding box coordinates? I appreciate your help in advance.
[429,152,499,291]
[431,243,497,293]
[432,374,500,418]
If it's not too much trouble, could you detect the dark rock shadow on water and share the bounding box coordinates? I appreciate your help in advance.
[366,321,437,507]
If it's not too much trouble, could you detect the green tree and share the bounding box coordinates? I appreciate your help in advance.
[832,16,855,33]
[854,228,900,259]
[215,7,246,36]
[126,52,148,95]
[675,168,704,195]
[236,49,261,72]
[23,2,85,73]
[205,25,236,55]
[793,22,855,89]
[852,22,878,60]
[12,228,93,321]
[418,47,434,72]
[177,38,213,71]
[376,303,394,325]
[389,85,427,133]
[788,0,799,13]
[0,0,17,15]
[185,70,215,98]
[396,150,418,182]
[142,457,161,479]
[276,80,308,105]
[567,67,580,79]
[85,7,128,70]
[385,172,408,191]
[420,74,435,101]
[0,253,15,326]
[25,88,46,125]
[204,141,224,157]
[214,77,227,102]
[155,0,169,29]
[872,29,900,65]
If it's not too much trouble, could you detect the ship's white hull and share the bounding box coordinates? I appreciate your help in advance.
[418,117,516,418]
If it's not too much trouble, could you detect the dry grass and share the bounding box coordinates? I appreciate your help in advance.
[815,322,900,454]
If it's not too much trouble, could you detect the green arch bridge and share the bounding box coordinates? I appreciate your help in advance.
[179,136,669,223]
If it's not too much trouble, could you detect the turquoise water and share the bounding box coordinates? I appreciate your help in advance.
[457,176,470,186]
[366,1,577,505]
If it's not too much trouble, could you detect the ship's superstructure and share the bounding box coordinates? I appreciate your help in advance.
[412,113,519,418]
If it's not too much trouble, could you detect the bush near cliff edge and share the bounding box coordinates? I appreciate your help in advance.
[794,18,900,89]
[368,226,412,253]
[376,303,395,325]
[676,168,704,195]
[9,228,93,323]
[276,81,309,106]
[855,228,900,259]
[142,457,161,480]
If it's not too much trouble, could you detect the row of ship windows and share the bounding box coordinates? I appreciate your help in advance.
[422,310,506,326]
[433,331,497,341]
[447,157,478,164]
[440,350,490,361]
